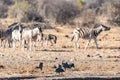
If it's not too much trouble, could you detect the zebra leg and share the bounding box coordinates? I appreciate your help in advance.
[85,38,91,50]
[1,40,4,47]
[1,39,4,47]
[4,40,7,48]
[20,39,22,49]
[93,37,98,49]
[40,40,44,48]
[74,34,80,49]
[9,40,12,48]
[75,41,80,49]
[8,38,12,48]
[29,39,32,51]
[13,40,15,49]
[50,40,56,49]
[71,34,74,41]
[22,39,25,51]
[33,41,36,51]
[45,40,48,49]
[0,40,2,47]
[50,40,53,46]
[19,40,21,48]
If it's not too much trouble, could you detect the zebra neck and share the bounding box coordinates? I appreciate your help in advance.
[94,29,102,37]
[97,29,102,34]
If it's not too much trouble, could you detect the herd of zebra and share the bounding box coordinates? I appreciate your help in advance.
[0,22,110,51]
[0,22,57,51]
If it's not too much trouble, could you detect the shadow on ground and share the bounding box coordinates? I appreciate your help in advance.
[1,76,120,80]
[89,46,120,49]
[40,49,73,52]
[60,77,120,80]
[0,76,38,80]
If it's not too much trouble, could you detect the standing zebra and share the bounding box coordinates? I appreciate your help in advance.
[71,24,110,50]
[40,34,57,48]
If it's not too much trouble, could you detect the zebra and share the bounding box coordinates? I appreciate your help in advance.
[21,27,42,51]
[40,34,57,47]
[0,22,23,48]
[11,23,25,49]
[71,24,110,50]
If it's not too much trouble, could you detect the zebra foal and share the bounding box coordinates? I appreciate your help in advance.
[40,34,57,48]
[71,24,110,50]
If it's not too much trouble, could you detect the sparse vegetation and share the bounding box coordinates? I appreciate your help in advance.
[100,0,120,26]
[0,0,120,25]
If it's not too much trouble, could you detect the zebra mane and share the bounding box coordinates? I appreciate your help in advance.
[8,22,18,28]
[93,24,101,28]
[101,24,107,27]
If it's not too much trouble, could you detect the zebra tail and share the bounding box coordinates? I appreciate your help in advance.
[71,35,74,41]
[54,36,57,44]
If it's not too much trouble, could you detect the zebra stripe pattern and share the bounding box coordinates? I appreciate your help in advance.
[71,24,110,49]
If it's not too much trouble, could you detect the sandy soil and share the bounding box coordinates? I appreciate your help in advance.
[0,20,120,79]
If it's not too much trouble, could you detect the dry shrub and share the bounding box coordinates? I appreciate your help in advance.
[100,0,120,26]
[56,1,80,24]
[74,8,98,28]
[36,0,80,24]
[8,0,29,21]
[8,0,42,22]
[0,1,8,18]
[8,0,80,24]
[0,0,14,18]
[81,9,96,23]
[72,0,104,28]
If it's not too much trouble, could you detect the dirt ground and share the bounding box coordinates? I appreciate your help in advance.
[0,19,120,80]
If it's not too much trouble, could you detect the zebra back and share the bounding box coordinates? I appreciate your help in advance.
[73,27,92,39]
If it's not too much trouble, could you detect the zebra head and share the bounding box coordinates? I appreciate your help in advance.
[100,24,110,31]
[33,24,42,33]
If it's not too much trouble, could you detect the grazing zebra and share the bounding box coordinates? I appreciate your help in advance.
[0,22,23,48]
[21,26,42,51]
[12,30,22,48]
[12,24,25,49]
[0,29,11,47]
[71,24,110,49]
[40,34,57,47]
